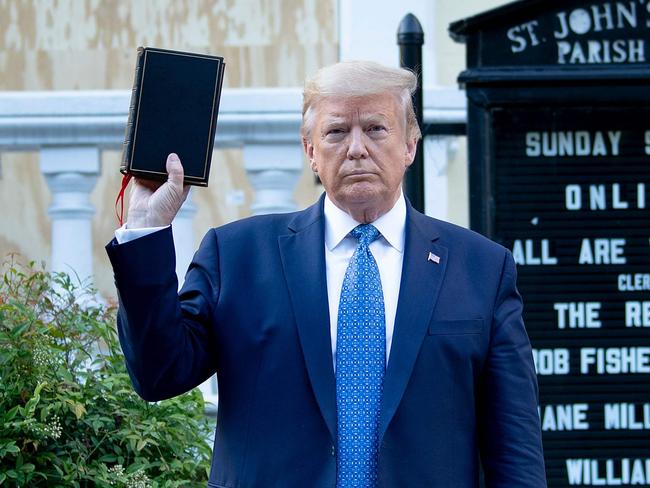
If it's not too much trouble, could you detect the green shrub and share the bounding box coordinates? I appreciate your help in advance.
[0,261,213,487]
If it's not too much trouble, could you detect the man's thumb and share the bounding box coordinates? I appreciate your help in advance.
[166,153,184,187]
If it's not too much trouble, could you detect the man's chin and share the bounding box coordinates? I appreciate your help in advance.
[334,185,397,213]
[341,184,381,203]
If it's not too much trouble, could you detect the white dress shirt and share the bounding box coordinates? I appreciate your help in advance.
[324,193,405,368]
[115,193,407,367]
[115,224,166,244]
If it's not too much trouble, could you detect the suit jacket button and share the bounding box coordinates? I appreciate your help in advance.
[331,445,336,456]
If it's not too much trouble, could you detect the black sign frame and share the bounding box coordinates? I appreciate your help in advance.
[452,1,650,486]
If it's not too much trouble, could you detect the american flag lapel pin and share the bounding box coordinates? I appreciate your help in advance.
[428,252,440,264]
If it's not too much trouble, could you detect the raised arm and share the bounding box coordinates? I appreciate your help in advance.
[106,154,218,401]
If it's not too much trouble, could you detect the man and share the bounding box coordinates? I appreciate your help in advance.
[107,61,546,487]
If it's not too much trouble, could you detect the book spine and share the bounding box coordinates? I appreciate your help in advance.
[121,47,146,174]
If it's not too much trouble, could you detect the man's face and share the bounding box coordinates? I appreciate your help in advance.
[304,93,417,221]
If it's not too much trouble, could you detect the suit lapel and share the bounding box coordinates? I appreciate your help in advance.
[278,197,337,443]
[379,205,448,440]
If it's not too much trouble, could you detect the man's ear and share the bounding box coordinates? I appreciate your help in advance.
[405,137,418,167]
[303,137,317,171]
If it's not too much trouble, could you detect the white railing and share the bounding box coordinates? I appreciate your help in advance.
[0,86,466,408]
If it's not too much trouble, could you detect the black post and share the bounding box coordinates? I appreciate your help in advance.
[397,13,425,213]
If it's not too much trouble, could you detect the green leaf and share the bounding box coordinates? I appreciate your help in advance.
[70,402,86,420]
[4,406,19,422]
[1,443,21,455]
[2,441,20,453]
[10,320,31,337]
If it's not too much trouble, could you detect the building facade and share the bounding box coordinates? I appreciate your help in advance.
[0,0,508,298]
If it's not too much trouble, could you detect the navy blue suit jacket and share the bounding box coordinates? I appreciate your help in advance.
[106,196,546,487]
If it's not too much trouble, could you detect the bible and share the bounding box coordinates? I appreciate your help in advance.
[121,47,226,186]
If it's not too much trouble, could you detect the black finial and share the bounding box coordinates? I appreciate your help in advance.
[397,13,424,44]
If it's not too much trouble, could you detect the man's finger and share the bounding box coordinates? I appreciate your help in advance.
[134,177,163,192]
[166,153,185,188]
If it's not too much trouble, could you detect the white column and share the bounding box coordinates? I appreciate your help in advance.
[424,136,458,221]
[40,147,100,286]
[244,143,302,215]
[171,188,197,287]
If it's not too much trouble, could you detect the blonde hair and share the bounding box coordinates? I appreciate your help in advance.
[301,60,422,141]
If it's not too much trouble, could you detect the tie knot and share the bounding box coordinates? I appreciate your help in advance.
[350,224,380,246]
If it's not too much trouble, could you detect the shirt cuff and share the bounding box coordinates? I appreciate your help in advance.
[115,224,170,244]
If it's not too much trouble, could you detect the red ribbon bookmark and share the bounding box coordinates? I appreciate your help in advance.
[115,173,133,227]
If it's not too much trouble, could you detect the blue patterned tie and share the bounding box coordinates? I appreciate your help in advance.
[336,224,386,488]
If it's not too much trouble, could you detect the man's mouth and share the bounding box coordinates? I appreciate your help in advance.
[343,170,375,177]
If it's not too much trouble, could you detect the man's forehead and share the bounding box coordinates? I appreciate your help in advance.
[316,94,400,120]
[321,111,391,121]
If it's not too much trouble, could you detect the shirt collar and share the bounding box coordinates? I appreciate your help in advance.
[324,192,406,253]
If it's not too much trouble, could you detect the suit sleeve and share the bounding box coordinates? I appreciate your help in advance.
[106,226,221,401]
[478,249,547,487]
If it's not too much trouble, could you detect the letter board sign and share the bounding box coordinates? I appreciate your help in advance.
[451,1,650,485]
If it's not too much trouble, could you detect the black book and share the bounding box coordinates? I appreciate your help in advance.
[121,47,226,186]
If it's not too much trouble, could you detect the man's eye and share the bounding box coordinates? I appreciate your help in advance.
[368,125,386,132]
[327,128,345,135]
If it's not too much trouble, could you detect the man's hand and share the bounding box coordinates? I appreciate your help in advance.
[126,153,191,229]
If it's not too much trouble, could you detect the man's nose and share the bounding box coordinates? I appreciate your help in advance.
[346,127,368,160]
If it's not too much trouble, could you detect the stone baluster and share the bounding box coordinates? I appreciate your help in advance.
[40,147,100,288]
[244,143,302,215]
